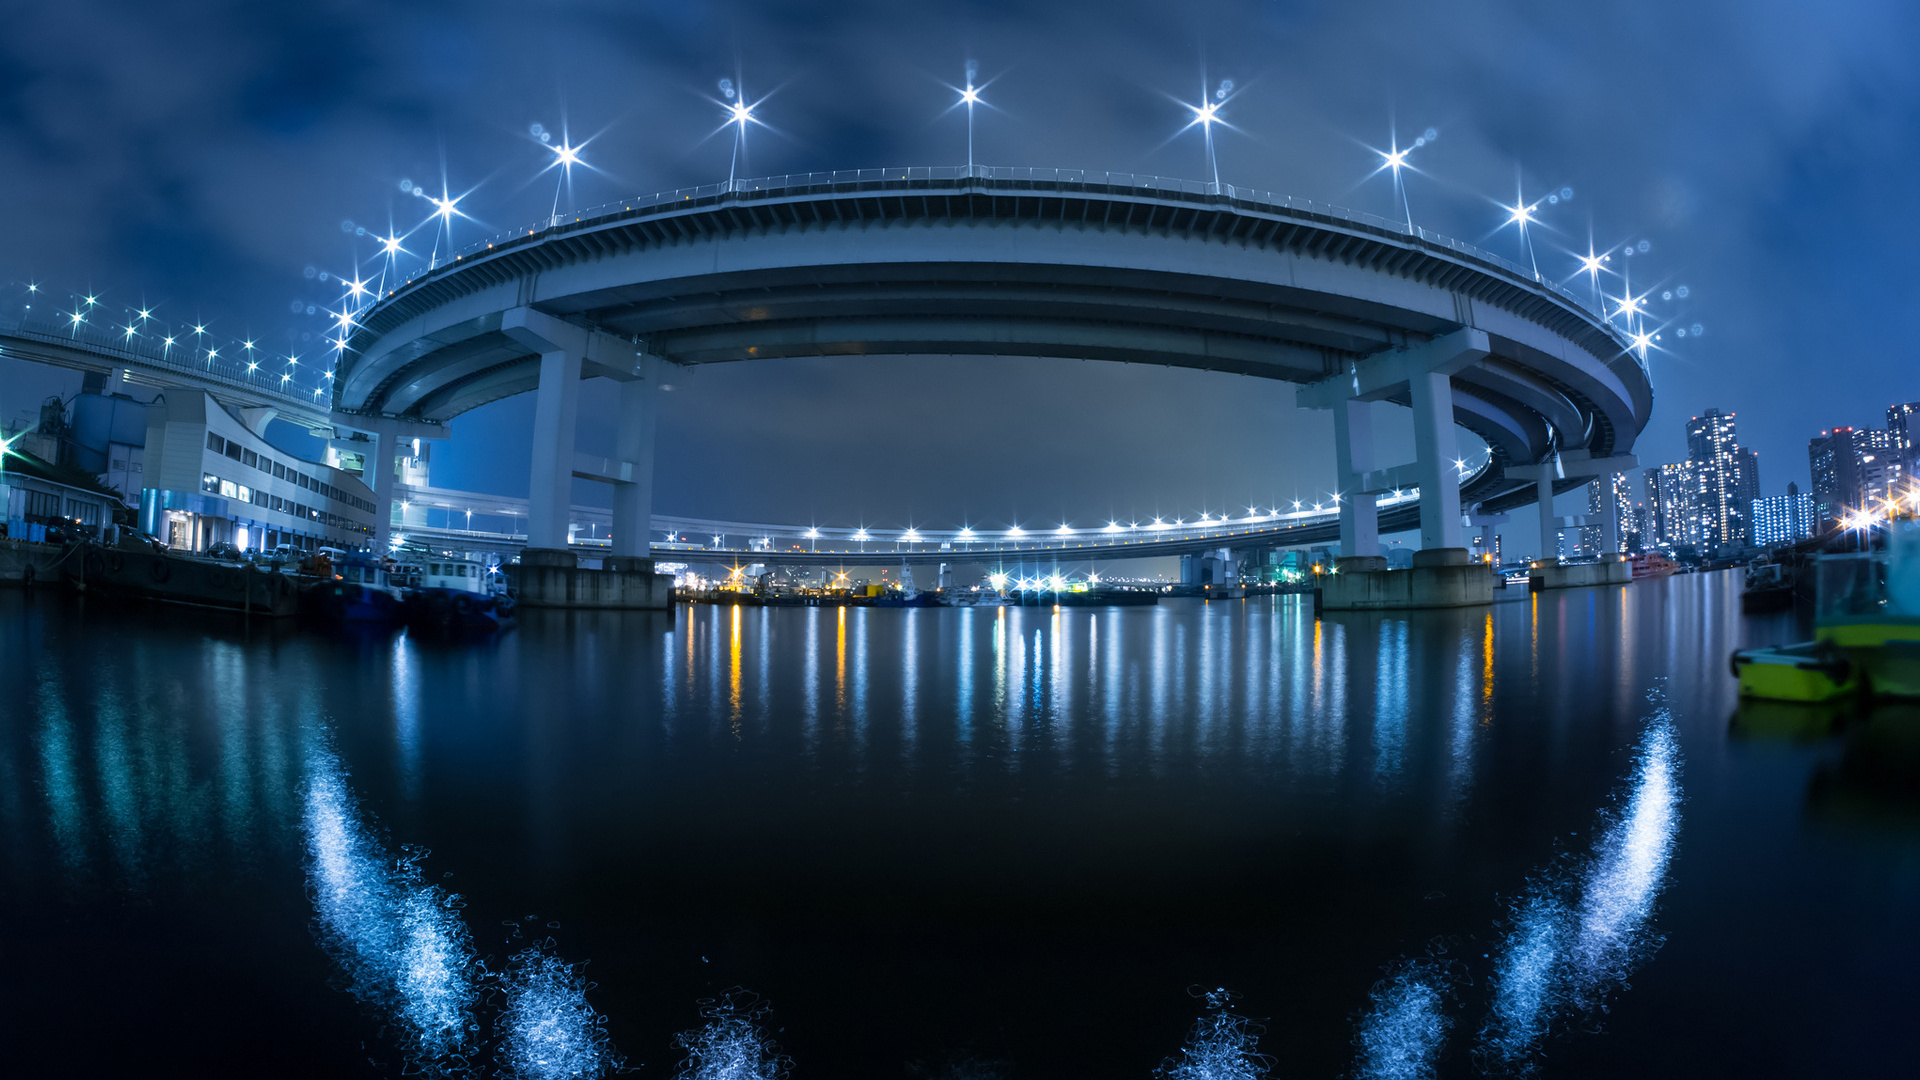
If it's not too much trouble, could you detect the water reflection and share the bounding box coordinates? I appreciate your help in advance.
[1157,988,1271,1080]
[672,992,788,1080]
[499,946,623,1079]
[1480,712,1681,1070]
[1353,962,1449,1080]
[0,580,1774,1076]
[304,741,480,1073]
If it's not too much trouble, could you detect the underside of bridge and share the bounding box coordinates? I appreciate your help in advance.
[331,172,1651,563]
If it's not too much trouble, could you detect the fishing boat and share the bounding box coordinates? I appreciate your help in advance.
[1732,523,1920,701]
[402,556,516,633]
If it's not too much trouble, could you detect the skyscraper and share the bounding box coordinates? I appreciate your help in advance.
[1858,428,1906,510]
[1645,462,1697,551]
[1890,401,1920,477]
[1582,473,1636,554]
[1808,427,1862,532]
[1686,409,1760,552]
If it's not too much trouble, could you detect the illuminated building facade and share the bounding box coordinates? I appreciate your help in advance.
[1685,409,1759,554]
[1751,482,1814,547]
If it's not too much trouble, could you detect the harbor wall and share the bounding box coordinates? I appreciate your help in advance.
[1318,548,1495,610]
[0,539,66,587]
[509,548,673,610]
[1530,554,1633,591]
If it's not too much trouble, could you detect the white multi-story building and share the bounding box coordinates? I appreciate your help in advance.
[137,391,376,553]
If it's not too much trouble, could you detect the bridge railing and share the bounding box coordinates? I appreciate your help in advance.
[395,165,1624,353]
[0,314,329,419]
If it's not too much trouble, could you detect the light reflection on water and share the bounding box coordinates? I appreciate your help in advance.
[1479,712,1682,1073]
[1,584,1773,1077]
[304,741,480,1073]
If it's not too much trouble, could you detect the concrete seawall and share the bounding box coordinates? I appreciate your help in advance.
[1530,554,1633,590]
[0,539,66,588]
[1319,548,1495,610]
[507,549,674,610]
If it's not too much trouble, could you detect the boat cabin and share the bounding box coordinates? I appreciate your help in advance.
[421,559,487,594]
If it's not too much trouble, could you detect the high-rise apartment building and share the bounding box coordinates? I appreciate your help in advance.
[1890,401,1920,477]
[1582,474,1636,554]
[1686,409,1759,552]
[1858,428,1906,509]
[1751,481,1814,547]
[1645,462,1697,551]
[1808,426,1863,532]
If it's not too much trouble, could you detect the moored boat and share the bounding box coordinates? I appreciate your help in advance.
[1733,523,1920,701]
[1630,552,1679,580]
[302,552,406,626]
[69,541,303,616]
[402,556,515,633]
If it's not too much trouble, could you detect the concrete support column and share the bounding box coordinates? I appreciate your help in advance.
[1333,398,1380,557]
[1537,472,1558,560]
[371,435,398,551]
[528,348,582,550]
[1409,371,1463,550]
[610,375,657,559]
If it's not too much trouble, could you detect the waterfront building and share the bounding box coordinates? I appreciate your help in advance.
[1751,482,1815,547]
[1468,531,1502,564]
[1890,401,1920,477]
[1808,426,1862,532]
[0,449,124,542]
[1857,427,1906,510]
[1582,473,1637,554]
[1645,462,1698,551]
[136,391,376,553]
[1685,409,1759,553]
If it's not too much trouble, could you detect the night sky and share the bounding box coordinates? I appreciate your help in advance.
[3,0,1915,549]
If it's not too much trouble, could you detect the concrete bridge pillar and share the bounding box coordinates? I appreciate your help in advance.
[1410,371,1464,551]
[370,436,398,551]
[527,348,583,550]
[1333,398,1380,558]
[610,374,657,558]
[1536,471,1558,560]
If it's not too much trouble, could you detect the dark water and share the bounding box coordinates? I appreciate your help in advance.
[2,572,1916,1078]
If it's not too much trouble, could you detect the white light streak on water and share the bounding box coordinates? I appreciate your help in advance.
[1478,713,1681,1071]
[304,750,478,1073]
[1354,965,1449,1080]
[500,946,621,1079]
[1480,886,1568,1070]
[1156,989,1270,1080]
[1569,717,1680,1003]
[674,993,788,1080]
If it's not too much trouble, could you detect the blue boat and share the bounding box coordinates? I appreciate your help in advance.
[302,552,406,625]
